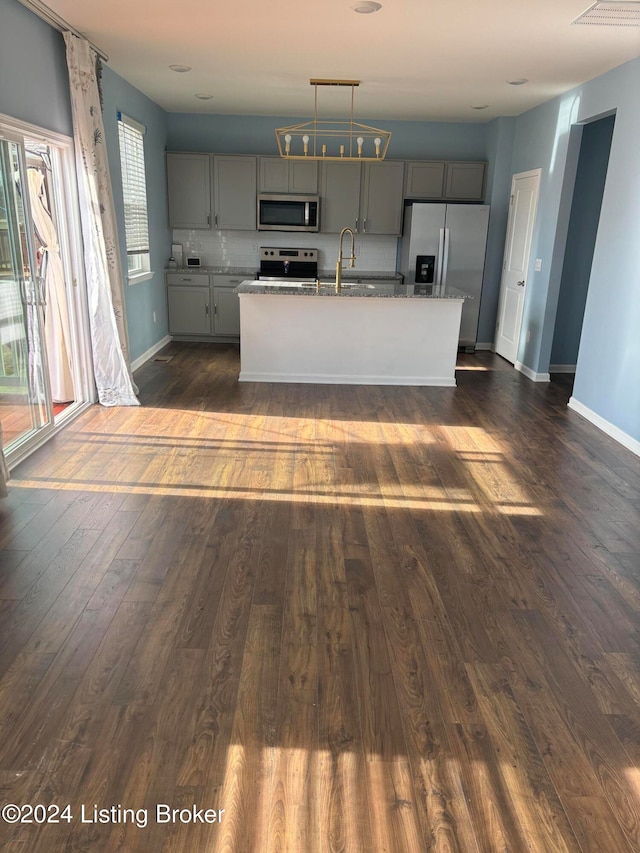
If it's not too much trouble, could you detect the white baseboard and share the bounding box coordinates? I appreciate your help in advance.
[131,335,172,372]
[568,397,640,457]
[474,342,494,351]
[550,364,576,373]
[515,361,550,383]
[239,371,457,387]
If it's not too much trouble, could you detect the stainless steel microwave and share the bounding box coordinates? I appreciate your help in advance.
[257,194,320,232]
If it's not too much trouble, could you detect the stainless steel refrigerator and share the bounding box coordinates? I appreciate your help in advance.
[399,203,490,350]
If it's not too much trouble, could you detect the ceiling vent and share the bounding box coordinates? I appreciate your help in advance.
[572,1,640,26]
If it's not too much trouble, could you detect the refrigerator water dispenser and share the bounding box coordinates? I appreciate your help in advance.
[415,255,435,283]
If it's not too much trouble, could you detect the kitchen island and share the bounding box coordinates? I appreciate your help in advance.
[235,280,470,386]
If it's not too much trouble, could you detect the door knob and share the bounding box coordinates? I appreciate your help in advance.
[517,280,525,287]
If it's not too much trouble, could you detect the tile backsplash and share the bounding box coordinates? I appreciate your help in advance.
[172,229,399,272]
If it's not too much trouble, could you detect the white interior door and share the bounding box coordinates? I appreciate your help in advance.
[494,169,541,363]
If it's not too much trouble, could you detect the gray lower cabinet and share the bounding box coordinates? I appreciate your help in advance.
[213,156,257,230]
[167,272,240,340]
[166,153,211,229]
[212,275,241,336]
[167,285,211,335]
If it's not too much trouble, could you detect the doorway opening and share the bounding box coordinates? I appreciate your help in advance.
[549,113,615,377]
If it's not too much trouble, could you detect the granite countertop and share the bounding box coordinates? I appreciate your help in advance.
[166,266,258,276]
[235,279,471,299]
[166,267,403,281]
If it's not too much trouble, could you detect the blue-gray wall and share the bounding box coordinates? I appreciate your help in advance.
[101,65,171,362]
[551,114,615,366]
[0,0,72,135]
[480,116,516,344]
[167,113,487,161]
[0,0,171,366]
[507,56,640,441]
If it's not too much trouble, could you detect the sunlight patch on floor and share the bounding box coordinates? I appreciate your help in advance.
[10,410,544,516]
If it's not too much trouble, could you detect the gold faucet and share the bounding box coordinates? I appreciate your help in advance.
[335,227,356,292]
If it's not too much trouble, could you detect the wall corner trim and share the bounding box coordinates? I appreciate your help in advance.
[131,335,172,372]
[515,361,550,383]
[568,397,640,458]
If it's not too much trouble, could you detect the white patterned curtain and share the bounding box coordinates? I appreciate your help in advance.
[63,32,139,407]
[27,168,75,403]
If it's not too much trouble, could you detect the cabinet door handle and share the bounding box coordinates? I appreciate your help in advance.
[363,218,368,232]
[214,214,218,228]
[207,213,210,226]
[355,217,359,232]
[205,304,209,315]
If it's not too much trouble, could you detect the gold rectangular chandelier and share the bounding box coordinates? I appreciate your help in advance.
[276,79,392,162]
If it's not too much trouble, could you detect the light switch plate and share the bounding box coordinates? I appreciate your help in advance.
[534,258,542,272]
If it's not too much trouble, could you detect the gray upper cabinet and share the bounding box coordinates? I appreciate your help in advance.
[213,155,257,230]
[290,160,319,194]
[167,150,487,234]
[444,161,487,200]
[404,160,487,201]
[259,157,289,193]
[404,161,445,200]
[320,162,362,233]
[360,161,405,235]
[258,157,318,194]
[166,152,211,229]
[320,160,404,235]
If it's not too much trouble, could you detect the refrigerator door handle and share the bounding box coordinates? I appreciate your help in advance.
[441,227,450,287]
[436,228,445,285]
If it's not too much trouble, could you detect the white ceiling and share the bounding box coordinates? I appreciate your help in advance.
[46,0,640,122]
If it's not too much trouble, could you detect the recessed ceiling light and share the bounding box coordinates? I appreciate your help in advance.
[352,1,382,12]
[507,78,529,85]
[169,64,192,73]
[471,104,489,110]
[195,93,214,100]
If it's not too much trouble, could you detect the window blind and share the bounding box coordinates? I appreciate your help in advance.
[117,113,150,256]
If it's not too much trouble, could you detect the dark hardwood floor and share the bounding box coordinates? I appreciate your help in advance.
[0,342,639,852]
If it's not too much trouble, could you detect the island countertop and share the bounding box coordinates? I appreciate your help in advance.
[235,279,471,299]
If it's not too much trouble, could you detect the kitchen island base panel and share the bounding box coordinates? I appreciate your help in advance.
[238,293,463,386]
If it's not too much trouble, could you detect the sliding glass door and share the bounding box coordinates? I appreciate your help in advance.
[0,116,92,466]
[0,134,53,452]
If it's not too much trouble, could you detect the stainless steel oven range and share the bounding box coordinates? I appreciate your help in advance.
[257,247,318,282]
